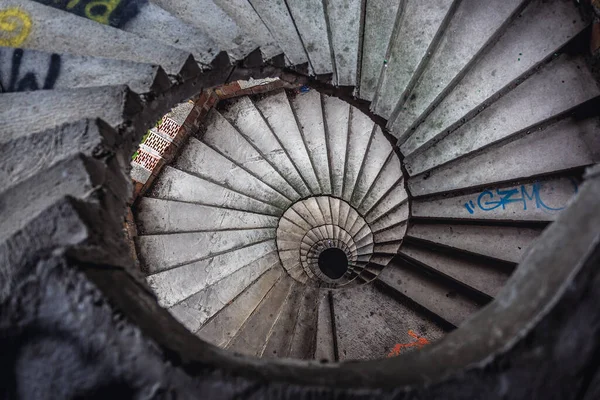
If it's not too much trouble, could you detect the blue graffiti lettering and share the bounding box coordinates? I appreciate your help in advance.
[464,181,578,215]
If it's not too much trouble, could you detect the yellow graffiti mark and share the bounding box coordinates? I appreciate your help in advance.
[84,0,121,25]
[0,8,32,47]
[387,330,430,358]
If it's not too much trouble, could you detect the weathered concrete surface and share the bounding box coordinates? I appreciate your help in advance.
[289,286,320,359]
[366,189,409,224]
[412,175,581,222]
[314,289,336,362]
[400,242,510,298]
[220,96,311,197]
[388,0,526,140]
[289,90,332,194]
[378,259,481,327]
[0,85,140,141]
[407,223,542,264]
[135,197,278,234]
[370,0,455,118]
[358,0,402,101]
[150,0,256,61]
[227,274,294,356]
[343,108,374,200]
[286,0,333,75]
[248,0,308,66]
[261,281,304,358]
[254,90,321,193]
[358,156,403,215]
[332,284,445,360]
[146,240,277,307]
[405,55,600,176]
[200,109,299,201]
[324,0,362,86]
[401,0,588,157]
[408,116,600,197]
[169,253,279,333]
[10,0,198,76]
[321,94,350,197]
[197,266,282,347]
[0,47,171,94]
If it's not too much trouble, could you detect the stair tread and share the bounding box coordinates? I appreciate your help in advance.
[286,0,333,75]
[220,96,312,197]
[289,285,320,359]
[358,0,402,101]
[408,116,599,197]
[407,223,542,264]
[314,289,336,362]
[358,156,403,216]
[201,109,300,201]
[149,166,281,215]
[405,55,600,176]
[135,197,278,234]
[371,0,455,119]
[248,0,308,66]
[14,0,200,76]
[411,174,581,222]
[343,108,375,200]
[324,0,361,86]
[378,259,481,327]
[169,254,279,333]
[364,183,407,223]
[389,0,526,139]
[401,0,588,157]
[400,242,510,298]
[226,274,295,356]
[332,283,445,360]
[197,266,282,347]
[322,94,351,198]
[146,240,277,307]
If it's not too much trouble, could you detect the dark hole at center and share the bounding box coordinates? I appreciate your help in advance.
[318,248,348,279]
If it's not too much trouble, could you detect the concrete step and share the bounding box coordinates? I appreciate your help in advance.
[42,0,221,65]
[377,258,481,328]
[288,90,332,194]
[261,281,305,359]
[136,228,275,273]
[149,166,281,215]
[254,91,321,194]
[150,0,257,61]
[314,289,336,362]
[363,182,407,223]
[0,119,120,192]
[370,203,409,234]
[12,0,201,77]
[248,0,309,66]
[209,0,283,60]
[286,0,333,75]
[408,116,600,197]
[0,154,93,239]
[169,253,280,334]
[0,47,171,94]
[401,0,588,158]
[135,197,278,234]
[357,155,403,216]
[343,108,375,200]
[289,286,320,359]
[331,284,445,360]
[322,94,350,197]
[323,0,362,86]
[370,0,455,118]
[226,274,295,356]
[350,126,393,207]
[175,137,289,210]
[399,241,512,298]
[0,86,141,143]
[199,109,300,201]
[197,266,282,347]
[407,223,543,264]
[411,174,582,223]
[358,0,402,101]
[219,96,311,197]
[373,221,407,243]
[388,0,527,140]
[366,194,409,228]
[405,55,600,176]
[146,240,277,307]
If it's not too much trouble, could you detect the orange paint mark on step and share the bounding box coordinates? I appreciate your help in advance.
[387,330,429,358]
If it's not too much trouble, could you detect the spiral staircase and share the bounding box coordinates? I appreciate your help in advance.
[1,0,600,398]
